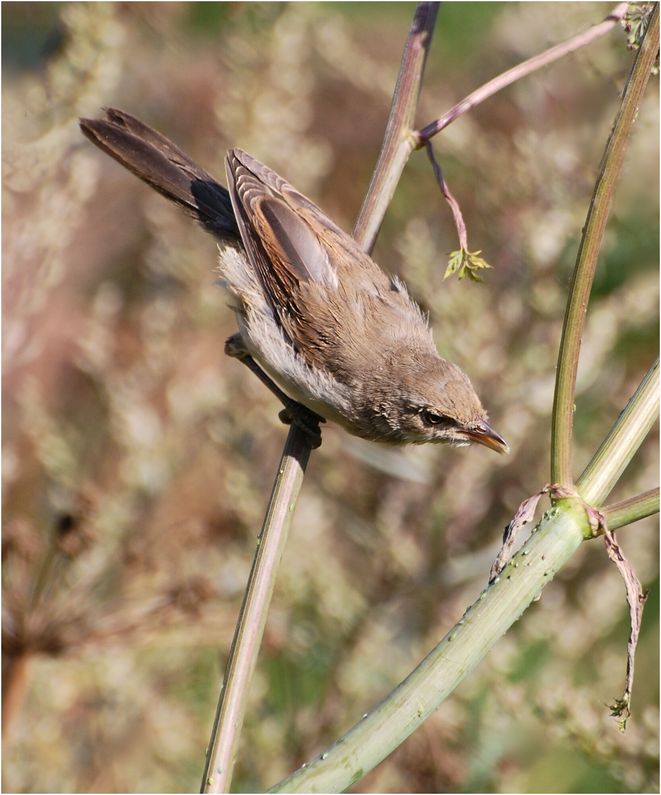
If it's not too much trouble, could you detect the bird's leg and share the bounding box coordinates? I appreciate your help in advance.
[224,334,324,448]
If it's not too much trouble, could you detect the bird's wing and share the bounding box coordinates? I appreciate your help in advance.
[225,149,415,368]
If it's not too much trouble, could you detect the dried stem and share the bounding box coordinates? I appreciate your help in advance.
[416,3,628,143]
[551,6,659,488]
[201,426,315,793]
[353,2,439,253]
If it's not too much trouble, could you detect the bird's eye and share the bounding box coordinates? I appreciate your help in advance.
[421,409,449,426]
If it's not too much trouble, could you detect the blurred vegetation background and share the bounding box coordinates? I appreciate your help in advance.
[2,3,658,792]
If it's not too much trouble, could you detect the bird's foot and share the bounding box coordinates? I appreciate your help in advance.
[225,334,324,448]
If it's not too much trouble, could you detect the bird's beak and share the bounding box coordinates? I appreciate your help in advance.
[463,421,510,455]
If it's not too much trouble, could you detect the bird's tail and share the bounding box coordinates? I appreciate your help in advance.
[79,108,238,241]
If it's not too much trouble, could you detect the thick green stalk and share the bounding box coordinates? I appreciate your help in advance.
[550,4,659,488]
[270,500,588,793]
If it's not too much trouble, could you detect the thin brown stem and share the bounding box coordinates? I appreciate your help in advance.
[551,6,659,488]
[353,2,439,253]
[416,3,628,143]
[2,652,32,735]
[425,141,468,249]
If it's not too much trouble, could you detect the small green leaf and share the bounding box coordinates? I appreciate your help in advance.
[444,248,493,281]
[444,249,464,278]
[608,696,631,732]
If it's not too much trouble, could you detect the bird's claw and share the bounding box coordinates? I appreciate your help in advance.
[278,405,324,449]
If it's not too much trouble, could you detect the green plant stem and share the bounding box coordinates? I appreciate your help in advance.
[270,499,588,793]
[550,6,659,488]
[416,3,628,143]
[576,359,659,505]
[603,488,660,531]
[200,426,314,793]
[353,2,439,253]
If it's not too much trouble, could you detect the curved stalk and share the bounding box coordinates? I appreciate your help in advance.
[550,5,659,488]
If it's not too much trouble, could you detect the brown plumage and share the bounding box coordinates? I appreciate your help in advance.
[80,109,508,452]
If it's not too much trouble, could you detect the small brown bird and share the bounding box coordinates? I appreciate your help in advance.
[80,109,508,454]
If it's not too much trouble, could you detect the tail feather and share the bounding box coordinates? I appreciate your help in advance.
[79,108,238,240]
